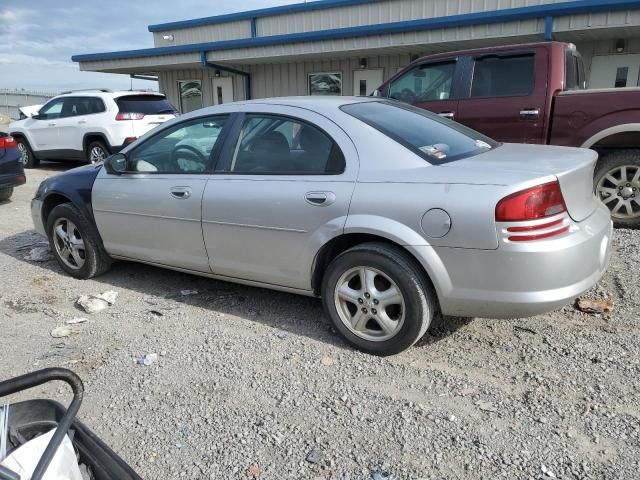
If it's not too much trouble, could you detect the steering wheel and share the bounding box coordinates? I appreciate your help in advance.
[170,145,206,171]
[399,88,417,104]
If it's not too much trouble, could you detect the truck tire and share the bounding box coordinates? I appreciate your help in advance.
[594,150,640,229]
[16,138,39,168]
[0,187,13,202]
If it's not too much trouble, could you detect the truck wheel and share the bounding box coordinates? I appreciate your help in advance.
[321,242,436,356]
[16,138,39,168]
[86,140,109,164]
[595,150,640,228]
[0,187,13,202]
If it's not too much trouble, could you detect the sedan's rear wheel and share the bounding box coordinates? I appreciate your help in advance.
[47,203,112,279]
[322,242,435,356]
[595,150,640,228]
[0,187,13,202]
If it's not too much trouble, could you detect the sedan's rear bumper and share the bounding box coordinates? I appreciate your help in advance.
[0,173,25,189]
[412,204,613,319]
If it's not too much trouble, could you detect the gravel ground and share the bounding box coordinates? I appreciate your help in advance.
[1,165,639,480]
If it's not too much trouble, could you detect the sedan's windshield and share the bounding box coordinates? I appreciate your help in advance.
[341,100,498,163]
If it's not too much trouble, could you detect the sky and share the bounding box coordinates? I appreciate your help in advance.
[0,0,302,93]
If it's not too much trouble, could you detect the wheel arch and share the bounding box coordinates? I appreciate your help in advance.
[310,231,450,310]
[41,193,74,230]
[582,124,640,150]
[83,133,111,154]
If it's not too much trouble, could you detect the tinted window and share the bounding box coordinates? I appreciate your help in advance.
[389,62,456,103]
[341,101,497,163]
[230,115,344,174]
[127,115,228,173]
[471,54,535,97]
[62,97,106,117]
[116,95,177,115]
[39,99,65,119]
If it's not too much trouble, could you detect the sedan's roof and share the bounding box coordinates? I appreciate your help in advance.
[226,96,378,114]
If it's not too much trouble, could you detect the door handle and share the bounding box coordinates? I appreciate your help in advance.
[438,112,455,120]
[48,122,57,126]
[169,186,192,199]
[305,191,336,206]
[520,108,540,118]
[78,120,87,125]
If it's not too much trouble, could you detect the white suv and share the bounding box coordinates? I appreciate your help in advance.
[9,89,177,168]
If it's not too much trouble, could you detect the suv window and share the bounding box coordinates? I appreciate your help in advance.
[61,97,106,117]
[341,101,497,164]
[470,54,535,97]
[127,115,228,173]
[389,62,456,103]
[38,98,65,119]
[116,95,177,115]
[229,115,345,175]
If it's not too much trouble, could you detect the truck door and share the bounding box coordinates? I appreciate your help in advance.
[387,59,461,122]
[456,49,549,144]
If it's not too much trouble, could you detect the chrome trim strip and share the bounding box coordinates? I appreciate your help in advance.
[93,208,200,223]
[202,219,307,233]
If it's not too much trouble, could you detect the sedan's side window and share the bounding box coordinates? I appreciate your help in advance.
[229,115,345,174]
[127,115,229,174]
[389,61,456,104]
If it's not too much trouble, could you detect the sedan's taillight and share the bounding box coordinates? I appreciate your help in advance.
[0,135,17,149]
[115,112,145,120]
[496,181,569,242]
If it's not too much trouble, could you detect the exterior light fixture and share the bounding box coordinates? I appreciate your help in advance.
[214,70,221,77]
[162,34,174,41]
[359,58,367,69]
[616,39,626,53]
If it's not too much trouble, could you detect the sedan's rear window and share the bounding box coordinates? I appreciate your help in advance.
[341,100,498,163]
[116,95,177,115]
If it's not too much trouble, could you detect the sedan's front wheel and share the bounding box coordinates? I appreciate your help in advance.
[322,242,435,356]
[47,203,112,279]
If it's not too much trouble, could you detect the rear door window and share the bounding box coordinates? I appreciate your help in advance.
[470,54,535,97]
[389,62,456,103]
[341,101,496,163]
[116,95,177,115]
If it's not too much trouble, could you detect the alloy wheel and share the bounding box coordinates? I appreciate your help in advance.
[597,164,640,219]
[52,217,86,270]
[17,142,28,166]
[333,266,405,342]
[89,146,107,163]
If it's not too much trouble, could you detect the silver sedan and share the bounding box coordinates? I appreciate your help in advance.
[31,97,613,355]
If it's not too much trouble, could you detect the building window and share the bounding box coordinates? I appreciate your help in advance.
[470,54,535,98]
[308,72,342,96]
[178,80,203,113]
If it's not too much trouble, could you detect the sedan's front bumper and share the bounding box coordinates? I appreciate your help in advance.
[31,198,46,237]
[411,204,613,319]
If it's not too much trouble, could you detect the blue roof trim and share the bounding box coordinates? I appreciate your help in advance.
[73,0,640,63]
[148,0,381,32]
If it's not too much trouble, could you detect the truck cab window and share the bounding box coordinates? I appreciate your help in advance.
[389,62,456,104]
[471,54,535,97]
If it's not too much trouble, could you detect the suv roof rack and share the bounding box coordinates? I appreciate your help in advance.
[59,88,113,95]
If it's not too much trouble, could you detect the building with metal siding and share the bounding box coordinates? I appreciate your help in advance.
[73,0,640,113]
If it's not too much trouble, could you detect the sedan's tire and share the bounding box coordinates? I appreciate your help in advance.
[0,187,13,202]
[595,150,640,229]
[46,203,112,279]
[322,242,436,356]
[16,138,39,168]
[86,140,109,164]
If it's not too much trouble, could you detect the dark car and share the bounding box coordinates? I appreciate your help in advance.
[0,133,26,201]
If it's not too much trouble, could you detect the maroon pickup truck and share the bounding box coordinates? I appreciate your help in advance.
[376,41,640,228]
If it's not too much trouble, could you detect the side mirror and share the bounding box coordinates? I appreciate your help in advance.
[104,153,127,175]
[31,114,43,120]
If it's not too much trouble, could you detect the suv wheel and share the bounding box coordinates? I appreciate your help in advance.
[595,150,640,228]
[47,203,112,279]
[86,141,109,164]
[16,138,39,168]
[322,242,436,356]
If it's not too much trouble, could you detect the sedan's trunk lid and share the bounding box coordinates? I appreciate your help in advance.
[444,143,599,222]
